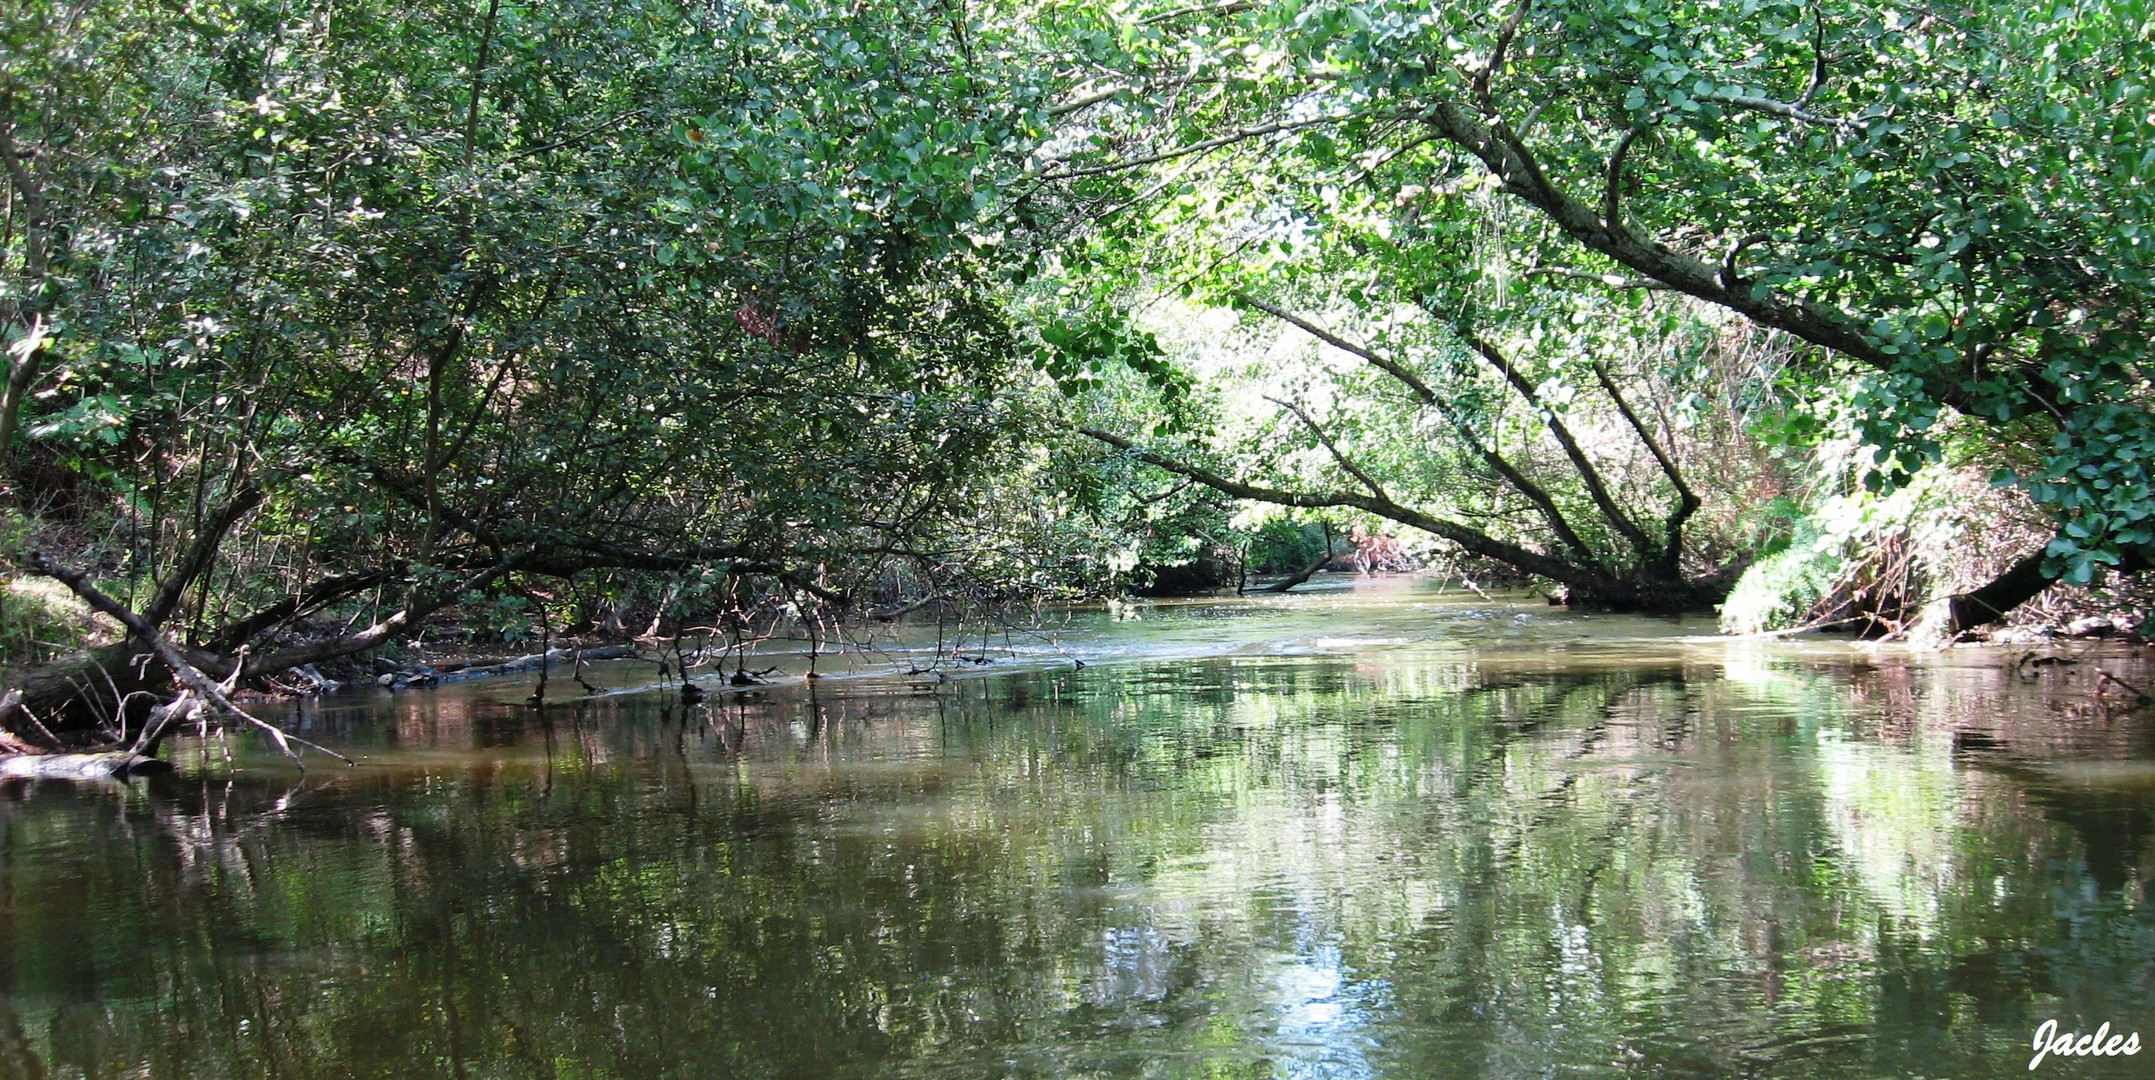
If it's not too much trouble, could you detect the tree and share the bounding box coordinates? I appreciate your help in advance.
[1030,0,2153,625]
[0,0,1100,738]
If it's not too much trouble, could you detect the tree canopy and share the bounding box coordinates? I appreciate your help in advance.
[1032,0,2153,622]
[0,0,1116,731]
[0,0,2150,742]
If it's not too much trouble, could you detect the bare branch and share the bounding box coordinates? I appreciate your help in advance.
[1236,294,1437,403]
[1602,126,1643,228]
[1047,86,1127,117]
[0,95,50,283]
[25,552,352,768]
[1521,267,1675,292]
[240,557,517,676]
[461,0,502,165]
[202,566,398,655]
[507,107,649,163]
[1139,1,1256,26]
[1263,519,1338,593]
[1705,91,1849,130]
[1720,232,1773,289]
[1801,5,1828,106]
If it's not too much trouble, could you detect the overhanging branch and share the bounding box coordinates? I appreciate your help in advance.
[1071,423,1634,600]
[1237,293,1598,561]
[1461,332,1656,560]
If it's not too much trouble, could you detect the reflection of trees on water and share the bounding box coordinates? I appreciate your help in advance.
[0,653,2147,1078]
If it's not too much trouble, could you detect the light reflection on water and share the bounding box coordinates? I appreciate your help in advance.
[0,578,2148,1078]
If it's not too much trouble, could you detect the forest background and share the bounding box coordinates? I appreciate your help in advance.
[0,0,2149,750]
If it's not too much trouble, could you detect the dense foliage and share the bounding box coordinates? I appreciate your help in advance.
[0,0,1126,730]
[1028,0,2153,620]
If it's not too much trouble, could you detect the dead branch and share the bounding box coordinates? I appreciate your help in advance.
[24,551,352,769]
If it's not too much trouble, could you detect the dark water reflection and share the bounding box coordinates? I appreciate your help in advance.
[1,592,2152,1078]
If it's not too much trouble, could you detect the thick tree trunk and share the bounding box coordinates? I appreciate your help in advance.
[1925,551,2053,638]
[1915,546,2147,640]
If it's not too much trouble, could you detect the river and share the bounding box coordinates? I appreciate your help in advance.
[0,577,2149,1078]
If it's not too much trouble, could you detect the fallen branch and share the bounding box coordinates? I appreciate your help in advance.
[24,551,353,770]
[0,690,58,753]
[437,644,636,684]
[2098,669,2152,706]
[1264,521,1338,594]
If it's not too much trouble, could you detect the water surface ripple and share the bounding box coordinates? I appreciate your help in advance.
[1,579,2150,1078]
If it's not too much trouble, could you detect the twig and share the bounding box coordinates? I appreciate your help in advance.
[1521,267,1675,291]
[2098,669,2151,704]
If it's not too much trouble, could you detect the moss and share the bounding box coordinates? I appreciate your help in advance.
[0,573,113,673]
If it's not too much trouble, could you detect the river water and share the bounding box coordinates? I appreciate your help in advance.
[1,578,2150,1078]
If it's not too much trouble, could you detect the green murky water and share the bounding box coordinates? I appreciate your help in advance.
[1,579,2151,1078]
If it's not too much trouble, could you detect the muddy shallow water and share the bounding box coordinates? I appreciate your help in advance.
[1,578,2150,1078]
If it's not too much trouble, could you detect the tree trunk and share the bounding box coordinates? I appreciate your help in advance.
[1922,550,2053,638]
[1915,547,2147,640]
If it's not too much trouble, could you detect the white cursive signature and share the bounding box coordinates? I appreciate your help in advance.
[2029,1019,2142,1070]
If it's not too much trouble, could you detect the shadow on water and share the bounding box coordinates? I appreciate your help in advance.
[0,581,2149,1078]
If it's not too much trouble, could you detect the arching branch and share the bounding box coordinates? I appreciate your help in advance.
[1413,98,1988,414]
[1237,293,1600,562]
[143,484,264,631]
[1591,361,1697,575]
[1072,424,1639,602]
[1461,333,1657,561]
